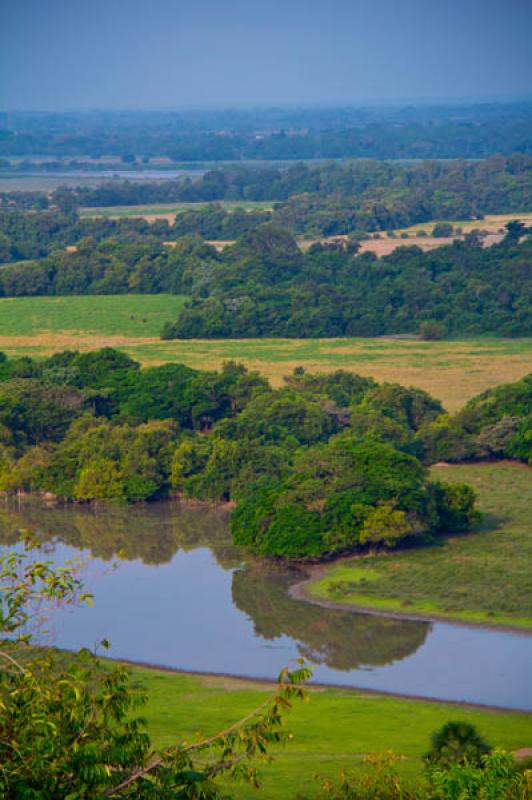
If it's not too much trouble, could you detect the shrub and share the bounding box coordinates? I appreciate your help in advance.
[419,320,447,340]
[424,721,492,769]
[432,222,454,237]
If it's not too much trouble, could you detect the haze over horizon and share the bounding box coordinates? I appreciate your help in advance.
[1,0,531,111]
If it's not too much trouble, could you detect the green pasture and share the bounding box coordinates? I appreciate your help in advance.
[0,294,188,338]
[133,667,532,799]
[79,200,273,217]
[0,294,530,411]
[309,462,532,629]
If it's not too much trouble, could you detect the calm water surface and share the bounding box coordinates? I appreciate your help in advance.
[1,499,530,711]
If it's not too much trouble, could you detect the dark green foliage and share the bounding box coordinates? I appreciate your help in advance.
[0,379,87,449]
[432,222,454,237]
[416,374,532,464]
[214,388,337,446]
[459,374,532,432]
[284,368,376,408]
[116,363,198,424]
[419,320,447,340]
[173,203,272,239]
[0,351,486,557]
[0,225,217,296]
[0,207,158,263]
[506,415,532,463]
[353,383,444,432]
[427,481,480,532]
[425,721,492,769]
[231,437,475,558]
[164,233,532,339]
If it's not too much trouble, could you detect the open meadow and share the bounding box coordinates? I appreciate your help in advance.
[0,295,531,411]
[135,667,532,799]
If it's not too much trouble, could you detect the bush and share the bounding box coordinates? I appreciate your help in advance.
[424,721,492,768]
[419,320,447,340]
[432,222,454,237]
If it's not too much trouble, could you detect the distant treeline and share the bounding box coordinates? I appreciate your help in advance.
[3,154,531,239]
[1,103,532,158]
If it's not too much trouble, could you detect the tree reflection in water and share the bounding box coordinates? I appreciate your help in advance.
[0,498,429,671]
[0,498,238,569]
[232,565,429,671]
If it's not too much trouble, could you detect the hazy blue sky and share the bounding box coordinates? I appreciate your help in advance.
[1,0,531,110]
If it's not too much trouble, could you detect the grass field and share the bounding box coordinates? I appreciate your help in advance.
[393,212,532,236]
[132,666,532,799]
[0,295,530,411]
[79,200,273,220]
[307,462,532,629]
[0,294,188,338]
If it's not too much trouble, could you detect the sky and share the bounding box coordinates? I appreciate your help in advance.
[1,0,531,110]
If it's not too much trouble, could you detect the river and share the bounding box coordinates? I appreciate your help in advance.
[1,498,530,711]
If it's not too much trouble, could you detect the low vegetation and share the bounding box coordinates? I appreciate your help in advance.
[139,668,532,799]
[308,461,532,628]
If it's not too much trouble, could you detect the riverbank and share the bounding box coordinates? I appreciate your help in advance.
[132,664,532,799]
[289,569,532,632]
[300,462,532,632]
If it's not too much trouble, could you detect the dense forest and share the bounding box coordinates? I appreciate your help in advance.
[163,223,532,338]
[1,214,530,338]
[1,103,532,158]
[0,348,529,557]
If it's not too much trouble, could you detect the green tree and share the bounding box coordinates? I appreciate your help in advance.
[431,222,454,237]
[358,503,418,548]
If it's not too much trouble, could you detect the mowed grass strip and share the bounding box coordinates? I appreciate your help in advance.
[0,295,530,410]
[134,667,532,799]
[309,462,532,629]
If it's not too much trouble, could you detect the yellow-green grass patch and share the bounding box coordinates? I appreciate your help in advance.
[0,297,530,412]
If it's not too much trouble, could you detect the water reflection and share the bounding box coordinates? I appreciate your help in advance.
[0,498,530,710]
[0,498,238,569]
[232,566,429,670]
[0,498,428,671]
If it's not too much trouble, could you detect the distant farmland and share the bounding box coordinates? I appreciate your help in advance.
[79,200,274,222]
[77,209,532,257]
[0,294,530,412]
